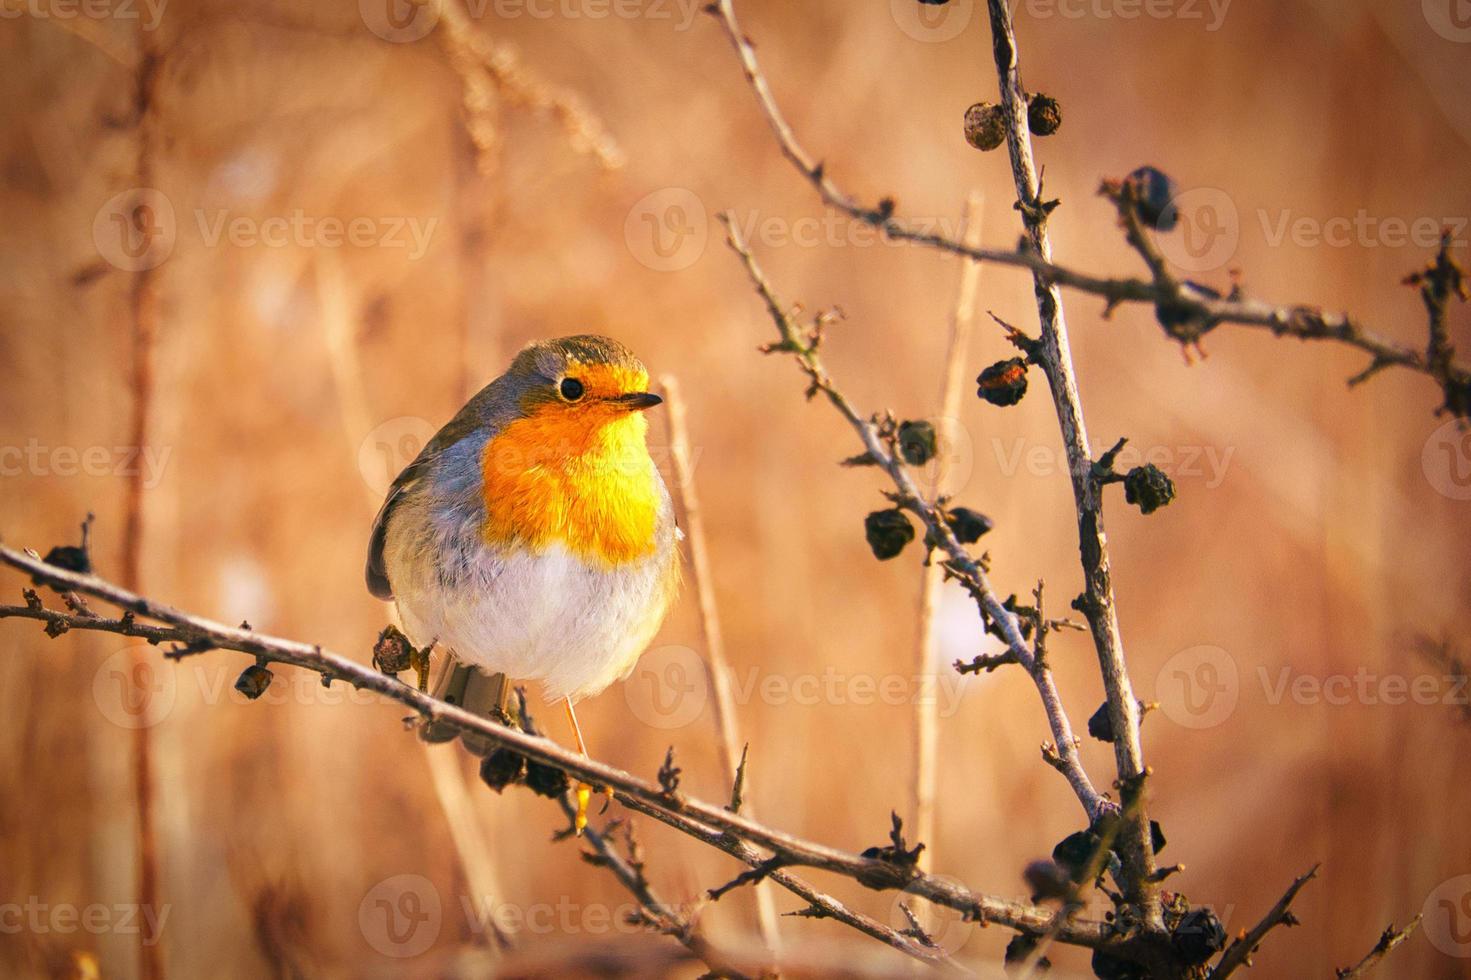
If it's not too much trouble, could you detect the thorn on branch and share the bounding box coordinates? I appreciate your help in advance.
[857,812,924,890]
[708,855,791,901]
[657,746,683,803]
[729,743,750,813]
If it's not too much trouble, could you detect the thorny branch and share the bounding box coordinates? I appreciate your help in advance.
[704,0,1470,418]
[979,0,1158,922]
[719,213,1109,828]
[1206,864,1318,979]
[0,543,1118,961]
[1334,917,1423,980]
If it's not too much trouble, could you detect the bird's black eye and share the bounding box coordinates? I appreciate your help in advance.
[559,377,585,401]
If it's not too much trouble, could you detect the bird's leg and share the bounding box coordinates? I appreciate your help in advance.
[563,697,611,834]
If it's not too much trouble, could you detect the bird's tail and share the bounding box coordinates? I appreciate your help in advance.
[421,658,514,755]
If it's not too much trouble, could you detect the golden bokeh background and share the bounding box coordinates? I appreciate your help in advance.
[2,0,1470,976]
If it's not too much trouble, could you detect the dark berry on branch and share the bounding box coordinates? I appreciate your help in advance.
[978,358,1029,406]
[865,509,915,560]
[898,420,938,465]
[1170,907,1227,965]
[946,507,994,544]
[1124,464,1176,514]
[1028,93,1063,136]
[1125,165,1179,232]
[964,102,1008,152]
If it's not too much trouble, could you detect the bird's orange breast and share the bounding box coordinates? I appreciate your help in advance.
[479,409,662,566]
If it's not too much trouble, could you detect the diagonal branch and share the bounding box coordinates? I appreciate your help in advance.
[0,542,1119,957]
[718,214,1108,826]
[1334,916,1422,980]
[703,0,1470,417]
[1207,864,1318,979]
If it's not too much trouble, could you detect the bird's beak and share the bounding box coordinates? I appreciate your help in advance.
[610,392,664,411]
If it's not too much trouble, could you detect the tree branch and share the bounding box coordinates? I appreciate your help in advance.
[703,0,1470,417]
[0,543,1120,959]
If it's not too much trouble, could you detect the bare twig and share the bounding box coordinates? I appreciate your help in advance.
[1334,917,1422,979]
[980,0,1158,918]
[1208,864,1319,979]
[516,696,750,979]
[0,544,1120,956]
[913,193,985,881]
[718,214,1108,826]
[661,374,781,952]
[703,0,1470,416]
[124,29,165,980]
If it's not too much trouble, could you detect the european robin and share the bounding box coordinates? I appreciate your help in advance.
[366,335,681,830]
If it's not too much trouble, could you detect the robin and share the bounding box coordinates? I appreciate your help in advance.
[366,335,681,831]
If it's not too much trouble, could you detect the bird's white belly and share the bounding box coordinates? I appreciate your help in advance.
[396,542,671,702]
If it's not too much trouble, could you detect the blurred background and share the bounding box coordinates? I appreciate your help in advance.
[2,0,1470,976]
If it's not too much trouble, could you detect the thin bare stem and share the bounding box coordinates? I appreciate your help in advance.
[660,373,782,955]
[1207,865,1318,979]
[1334,917,1422,979]
[0,544,1119,955]
[703,0,1469,416]
[981,0,1158,918]
[719,214,1108,826]
[912,193,986,879]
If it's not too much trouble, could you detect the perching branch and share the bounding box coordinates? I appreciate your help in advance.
[0,543,1122,961]
[703,0,1470,417]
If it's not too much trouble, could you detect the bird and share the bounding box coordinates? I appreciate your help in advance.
[366,335,681,831]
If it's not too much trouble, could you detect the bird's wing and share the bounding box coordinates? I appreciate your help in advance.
[365,379,518,600]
